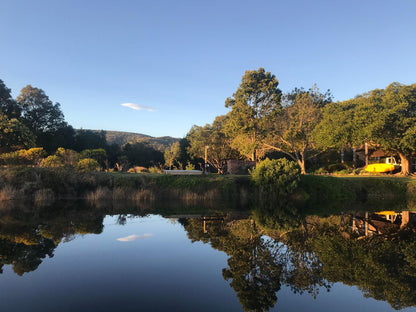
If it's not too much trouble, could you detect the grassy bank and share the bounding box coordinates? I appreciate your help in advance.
[1,167,416,209]
[0,167,251,207]
[300,175,416,201]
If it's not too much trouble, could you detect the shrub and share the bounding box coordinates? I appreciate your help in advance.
[41,155,64,168]
[127,166,149,173]
[250,158,300,196]
[327,163,348,173]
[34,188,55,206]
[76,158,101,172]
[0,185,19,200]
[148,166,162,174]
[0,151,24,166]
[25,148,47,165]
[185,162,196,170]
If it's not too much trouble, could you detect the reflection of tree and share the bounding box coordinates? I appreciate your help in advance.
[0,237,55,276]
[277,214,416,310]
[182,216,329,312]
[0,203,105,276]
[306,221,416,310]
[182,208,416,311]
[182,218,282,311]
[222,221,282,312]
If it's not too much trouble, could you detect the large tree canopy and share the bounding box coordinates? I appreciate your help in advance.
[16,85,72,152]
[0,79,21,119]
[315,82,416,174]
[187,115,240,174]
[17,85,67,134]
[224,68,282,161]
[265,86,332,174]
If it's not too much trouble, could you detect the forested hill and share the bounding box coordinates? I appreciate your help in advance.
[90,130,180,151]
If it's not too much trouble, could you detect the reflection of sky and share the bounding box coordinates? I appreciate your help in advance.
[116,233,153,242]
[0,215,241,312]
[0,214,412,311]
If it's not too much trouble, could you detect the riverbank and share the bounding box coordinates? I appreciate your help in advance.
[0,168,251,207]
[1,167,415,207]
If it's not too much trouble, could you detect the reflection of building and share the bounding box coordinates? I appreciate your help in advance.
[351,211,415,237]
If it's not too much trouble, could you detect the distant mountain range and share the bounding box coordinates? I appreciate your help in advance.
[93,130,180,151]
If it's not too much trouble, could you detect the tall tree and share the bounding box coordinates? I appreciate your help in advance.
[17,85,66,133]
[0,79,21,119]
[187,115,240,174]
[265,86,332,174]
[224,68,282,162]
[164,141,182,169]
[17,85,70,152]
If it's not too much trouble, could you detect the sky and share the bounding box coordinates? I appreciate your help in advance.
[1,0,415,138]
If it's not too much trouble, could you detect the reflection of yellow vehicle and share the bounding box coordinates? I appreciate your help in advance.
[364,157,400,173]
[375,211,399,222]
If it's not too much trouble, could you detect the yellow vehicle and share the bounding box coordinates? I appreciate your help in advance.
[364,157,401,173]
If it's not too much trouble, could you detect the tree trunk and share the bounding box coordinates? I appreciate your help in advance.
[399,153,411,175]
[353,148,357,168]
[365,142,369,166]
[298,159,306,175]
[298,150,306,174]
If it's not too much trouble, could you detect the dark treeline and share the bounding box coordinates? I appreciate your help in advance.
[0,80,182,172]
[2,71,416,174]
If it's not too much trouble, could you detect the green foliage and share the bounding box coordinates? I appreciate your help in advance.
[25,148,47,165]
[0,151,24,166]
[0,148,46,166]
[314,82,416,174]
[55,147,80,167]
[17,85,67,135]
[164,141,182,169]
[0,79,21,119]
[40,155,64,168]
[122,142,163,168]
[266,85,332,174]
[224,68,282,161]
[76,158,101,172]
[187,115,240,173]
[250,158,300,196]
[0,115,36,152]
[148,166,163,174]
[104,130,179,151]
[185,162,195,170]
[73,129,107,151]
[80,148,107,165]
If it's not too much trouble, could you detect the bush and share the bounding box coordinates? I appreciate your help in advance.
[250,158,300,196]
[185,162,196,170]
[41,155,64,168]
[148,166,162,174]
[76,158,101,172]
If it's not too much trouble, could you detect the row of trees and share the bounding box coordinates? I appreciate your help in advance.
[2,73,416,174]
[0,79,173,171]
[186,68,416,175]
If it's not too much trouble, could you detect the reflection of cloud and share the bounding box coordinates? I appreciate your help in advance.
[117,234,153,242]
[121,103,157,112]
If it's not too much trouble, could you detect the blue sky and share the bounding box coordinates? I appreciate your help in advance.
[1,0,415,138]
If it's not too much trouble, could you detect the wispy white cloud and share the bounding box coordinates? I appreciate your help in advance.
[117,233,153,242]
[121,103,157,112]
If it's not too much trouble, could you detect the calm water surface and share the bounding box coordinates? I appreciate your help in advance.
[0,201,415,312]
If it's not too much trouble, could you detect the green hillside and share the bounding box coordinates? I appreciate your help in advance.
[92,130,180,151]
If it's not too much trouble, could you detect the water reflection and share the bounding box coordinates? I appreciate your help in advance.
[180,205,416,311]
[0,200,415,311]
